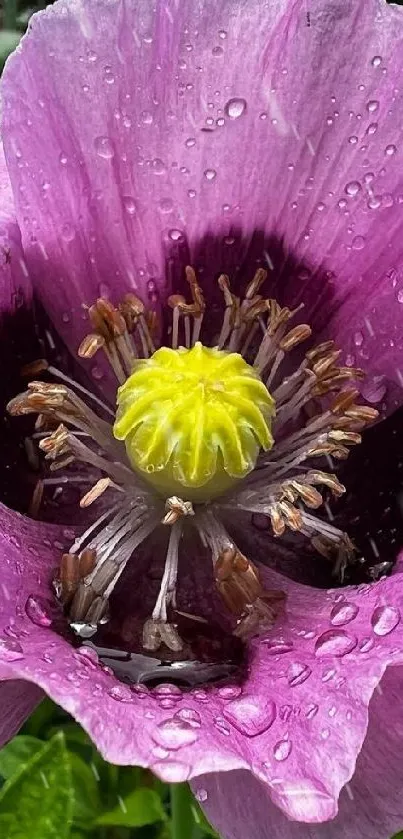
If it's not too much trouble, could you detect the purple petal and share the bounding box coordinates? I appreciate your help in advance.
[196,667,403,839]
[0,680,43,748]
[2,1,403,408]
[1,498,403,814]
[0,143,31,315]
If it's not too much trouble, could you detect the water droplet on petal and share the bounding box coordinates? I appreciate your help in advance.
[345,181,361,196]
[0,638,24,661]
[315,630,357,657]
[223,695,276,736]
[168,228,184,242]
[159,198,174,214]
[359,637,374,653]
[269,780,334,821]
[185,137,196,148]
[352,235,365,251]
[264,639,294,655]
[218,685,242,699]
[330,602,359,626]
[288,662,312,687]
[175,708,201,727]
[371,55,382,67]
[204,168,217,181]
[61,223,75,243]
[306,703,319,719]
[25,595,52,627]
[153,718,199,749]
[385,144,397,157]
[152,158,166,175]
[123,196,137,215]
[195,788,208,802]
[140,110,153,125]
[224,97,247,119]
[348,135,358,145]
[273,738,293,761]
[361,376,387,404]
[371,605,400,636]
[366,100,379,113]
[94,136,114,160]
[108,684,133,702]
[151,760,190,782]
[368,196,381,210]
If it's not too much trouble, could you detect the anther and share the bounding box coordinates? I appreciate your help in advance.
[162,496,195,525]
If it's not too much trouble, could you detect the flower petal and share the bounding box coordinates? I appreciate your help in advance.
[195,665,403,839]
[0,680,44,748]
[1,498,403,815]
[2,0,403,408]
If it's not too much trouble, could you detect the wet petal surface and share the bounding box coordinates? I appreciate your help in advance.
[1,0,403,409]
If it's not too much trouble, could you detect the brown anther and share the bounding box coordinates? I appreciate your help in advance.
[278,501,303,531]
[79,548,97,578]
[162,496,194,526]
[245,268,267,300]
[78,333,105,359]
[28,480,44,519]
[243,297,270,323]
[80,477,114,508]
[328,430,362,446]
[119,293,146,331]
[290,481,323,509]
[142,619,184,652]
[267,300,292,334]
[305,340,334,362]
[168,293,187,310]
[20,359,49,376]
[185,265,205,313]
[6,393,31,416]
[330,389,360,414]
[60,553,81,603]
[269,504,286,537]
[280,324,312,351]
[214,548,263,616]
[345,405,379,423]
[306,470,345,498]
[217,274,233,305]
[49,455,75,471]
[89,298,127,341]
[39,424,69,458]
[234,590,286,639]
[311,350,341,378]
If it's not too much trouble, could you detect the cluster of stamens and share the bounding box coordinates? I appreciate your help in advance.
[8,266,378,657]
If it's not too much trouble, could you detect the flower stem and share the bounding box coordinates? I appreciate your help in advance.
[170,783,194,839]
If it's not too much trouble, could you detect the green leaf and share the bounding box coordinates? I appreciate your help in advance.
[69,753,101,828]
[191,801,220,838]
[0,732,73,839]
[0,30,21,69]
[96,787,166,828]
[0,736,43,780]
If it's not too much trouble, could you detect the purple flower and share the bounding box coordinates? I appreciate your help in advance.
[1,1,403,837]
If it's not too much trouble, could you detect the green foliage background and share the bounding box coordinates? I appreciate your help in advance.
[0,1,402,837]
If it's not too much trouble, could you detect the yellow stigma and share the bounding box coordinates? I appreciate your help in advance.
[113,342,275,502]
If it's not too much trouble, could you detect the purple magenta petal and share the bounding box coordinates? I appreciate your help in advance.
[196,668,403,839]
[2,1,403,408]
[0,680,44,747]
[0,144,31,315]
[1,499,403,821]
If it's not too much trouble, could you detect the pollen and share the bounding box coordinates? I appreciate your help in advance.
[113,342,275,502]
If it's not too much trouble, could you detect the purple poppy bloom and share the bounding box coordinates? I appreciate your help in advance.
[2,0,403,836]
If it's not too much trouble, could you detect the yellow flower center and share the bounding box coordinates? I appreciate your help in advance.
[113,342,275,502]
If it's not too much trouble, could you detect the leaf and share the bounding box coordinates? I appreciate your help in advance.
[0,732,73,839]
[0,31,21,69]
[96,787,166,828]
[0,736,43,780]
[69,753,101,828]
[191,801,220,837]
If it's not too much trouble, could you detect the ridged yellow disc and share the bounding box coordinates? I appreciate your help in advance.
[114,342,275,502]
